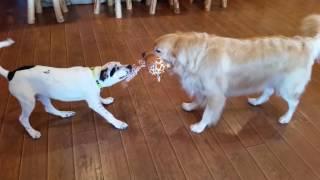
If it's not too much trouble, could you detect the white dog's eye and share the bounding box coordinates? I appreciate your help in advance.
[155,49,161,53]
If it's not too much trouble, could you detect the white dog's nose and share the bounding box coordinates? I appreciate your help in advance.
[127,65,132,70]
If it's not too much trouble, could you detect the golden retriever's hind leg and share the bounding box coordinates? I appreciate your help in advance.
[278,94,300,124]
[182,102,199,112]
[248,88,274,106]
[190,95,226,133]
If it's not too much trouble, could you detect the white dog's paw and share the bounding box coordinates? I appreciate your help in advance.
[59,111,76,118]
[190,123,206,134]
[248,98,260,106]
[28,129,41,139]
[279,116,290,124]
[101,97,114,105]
[182,102,195,112]
[113,120,128,130]
[6,38,14,46]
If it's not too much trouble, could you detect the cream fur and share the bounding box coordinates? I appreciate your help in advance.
[152,14,320,133]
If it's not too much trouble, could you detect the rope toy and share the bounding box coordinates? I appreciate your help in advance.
[125,60,146,82]
[124,56,171,82]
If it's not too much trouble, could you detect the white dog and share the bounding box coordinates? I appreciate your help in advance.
[0,61,133,139]
[148,14,320,133]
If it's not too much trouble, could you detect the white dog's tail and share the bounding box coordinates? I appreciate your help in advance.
[301,14,320,62]
[0,38,14,49]
[0,66,9,80]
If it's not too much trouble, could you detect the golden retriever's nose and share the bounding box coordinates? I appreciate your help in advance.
[142,52,146,58]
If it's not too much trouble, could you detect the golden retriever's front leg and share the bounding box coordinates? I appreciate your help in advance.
[190,95,226,133]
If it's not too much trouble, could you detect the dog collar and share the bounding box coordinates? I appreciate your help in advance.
[90,67,103,89]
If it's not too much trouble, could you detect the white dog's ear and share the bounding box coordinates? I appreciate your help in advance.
[99,68,109,81]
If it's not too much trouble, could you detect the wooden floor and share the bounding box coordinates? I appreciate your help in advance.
[1,0,320,179]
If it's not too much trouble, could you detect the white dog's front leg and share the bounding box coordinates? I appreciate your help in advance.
[87,99,128,129]
[100,97,114,105]
[191,95,226,133]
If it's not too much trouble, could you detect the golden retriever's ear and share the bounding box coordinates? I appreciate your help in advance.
[172,37,181,58]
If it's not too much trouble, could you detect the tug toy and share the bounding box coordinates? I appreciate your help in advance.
[148,57,171,82]
[125,60,146,82]
[124,54,171,82]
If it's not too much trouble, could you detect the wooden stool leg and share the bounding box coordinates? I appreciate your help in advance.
[126,0,132,10]
[28,0,35,24]
[169,0,174,6]
[146,0,151,6]
[149,0,157,15]
[173,0,180,14]
[94,0,101,14]
[205,0,212,11]
[222,0,227,8]
[35,0,42,14]
[60,0,68,13]
[52,0,64,23]
[108,0,114,7]
[115,0,122,18]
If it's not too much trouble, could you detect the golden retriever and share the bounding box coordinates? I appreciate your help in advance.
[144,14,320,133]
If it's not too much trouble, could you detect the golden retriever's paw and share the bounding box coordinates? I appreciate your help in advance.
[279,116,290,124]
[182,102,196,112]
[190,123,206,133]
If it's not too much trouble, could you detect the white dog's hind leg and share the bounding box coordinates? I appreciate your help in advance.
[248,88,274,106]
[37,95,75,118]
[100,97,114,105]
[191,95,226,133]
[17,96,41,139]
[87,99,128,129]
[279,94,299,124]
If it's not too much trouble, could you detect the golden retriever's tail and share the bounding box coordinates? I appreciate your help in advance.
[302,14,320,37]
[302,14,320,62]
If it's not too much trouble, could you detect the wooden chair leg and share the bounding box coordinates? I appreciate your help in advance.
[60,0,68,13]
[94,0,101,14]
[222,0,227,8]
[149,0,157,15]
[35,0,42,14]
[205,0,212,11]
[52,0,64,23]
[28,0,35,24]
[126,0,132,10]
[115,0,122,18]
